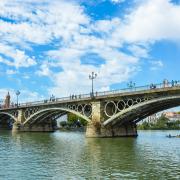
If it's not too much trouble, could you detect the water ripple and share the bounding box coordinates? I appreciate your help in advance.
[0,130,179,179]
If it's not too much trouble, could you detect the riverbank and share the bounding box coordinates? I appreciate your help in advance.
[137,124,180,130]
[137,115,180,130]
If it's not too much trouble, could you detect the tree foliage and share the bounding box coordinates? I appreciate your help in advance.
[60,121,67,127]
[138,115,180,130]
[67,113,88,126]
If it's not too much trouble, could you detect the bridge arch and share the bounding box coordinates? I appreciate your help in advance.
[23,107,91,125]
[103,95,180,126]
[0,112,17,122]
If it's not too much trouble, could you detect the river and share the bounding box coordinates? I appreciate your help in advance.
[0,130,179,180]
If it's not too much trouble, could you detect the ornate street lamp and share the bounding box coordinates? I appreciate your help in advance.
[127,81,136,90]
[89,72,97,98]
[16,90,20,108]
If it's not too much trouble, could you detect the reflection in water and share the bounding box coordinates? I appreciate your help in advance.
[85,138,138,179]
[0,130,179,179]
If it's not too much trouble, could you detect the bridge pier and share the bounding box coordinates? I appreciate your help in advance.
[12,122,56,132]
[86,122,137,138]
[86,101,137,137]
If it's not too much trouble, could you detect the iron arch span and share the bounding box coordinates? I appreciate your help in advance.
[103,95,180,127]
[0,112,17,122]
[0,112,17,130]
[23,107,91,126]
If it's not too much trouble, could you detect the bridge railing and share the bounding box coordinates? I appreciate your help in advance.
[1,80,180,109]
[94,81,180,97]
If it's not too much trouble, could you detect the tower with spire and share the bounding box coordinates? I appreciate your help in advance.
[4,92,10,108]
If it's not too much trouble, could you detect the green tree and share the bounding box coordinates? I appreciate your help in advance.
[67,113,87,126]
[153,115,169,130]
[137,114,180,130]
[138,121,150,130]
[59,121,67,127]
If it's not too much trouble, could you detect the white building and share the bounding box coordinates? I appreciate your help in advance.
[163,112,180,122]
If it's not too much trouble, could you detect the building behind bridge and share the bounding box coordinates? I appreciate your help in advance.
[0,92,11,109]
[141,111,180,124]
[163,112,180,122]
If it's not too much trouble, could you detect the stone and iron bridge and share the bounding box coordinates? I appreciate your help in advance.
[0,81,180,137]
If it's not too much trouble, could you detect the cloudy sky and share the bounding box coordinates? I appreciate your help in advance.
[0,0,180,102]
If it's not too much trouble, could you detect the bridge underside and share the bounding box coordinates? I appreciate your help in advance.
[0,114,14,130]
[12,110,61,132]
[107,97,180,126]
[86,96,180,137]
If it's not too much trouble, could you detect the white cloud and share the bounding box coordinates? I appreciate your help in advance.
[111,0,125,4]
[0,0,179,98]
[118,0,180,43]
[128,45,149,58]
[37,0,180,96]
[0,0,88,69]
[36,63,52,77]
[48,50,138,96]
[0,88,43,104]
[22,75,30,79]
[0,43,37,68]
[150,60,164,71]
[19,90,44,103]
[6,69,17,75]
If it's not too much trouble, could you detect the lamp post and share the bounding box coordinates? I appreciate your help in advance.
[16,90,20,108]
[127,81,135,90]
[89,72,97,98]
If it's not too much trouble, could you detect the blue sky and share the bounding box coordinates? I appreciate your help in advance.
[0,0,180,103]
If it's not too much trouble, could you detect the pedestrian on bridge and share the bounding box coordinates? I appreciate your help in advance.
[163,79,169,88]
[174,80,178,86]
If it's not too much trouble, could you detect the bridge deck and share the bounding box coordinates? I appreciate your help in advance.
[0,81,180,110]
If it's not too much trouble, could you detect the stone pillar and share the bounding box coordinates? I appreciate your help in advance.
[86,101,138,138]
[86,101,102,137]
[13,122,56,132]
[110,123,138,137]
[12,109,25,132]
[17,110,25,123]
[86,101,113,137]
[22,123,55,132]
[86,122,137,138]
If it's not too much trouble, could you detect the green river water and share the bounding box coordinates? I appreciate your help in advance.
[0,130,179,180]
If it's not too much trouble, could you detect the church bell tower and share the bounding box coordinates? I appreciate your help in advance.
[4,92,10,108]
